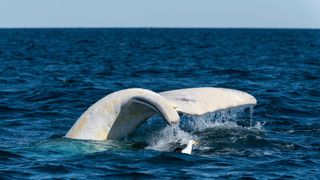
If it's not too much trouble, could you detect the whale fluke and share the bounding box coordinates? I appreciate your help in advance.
[160,87,257,116]
[65,87,256,141]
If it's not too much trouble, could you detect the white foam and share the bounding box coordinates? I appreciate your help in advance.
[144,106,263,152]
[146,125,195,151]
[249,121,264,130]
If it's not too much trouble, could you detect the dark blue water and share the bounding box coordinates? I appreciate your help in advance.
[0,28,319,179]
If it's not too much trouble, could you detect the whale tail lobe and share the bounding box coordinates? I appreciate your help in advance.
[66,88,257,141]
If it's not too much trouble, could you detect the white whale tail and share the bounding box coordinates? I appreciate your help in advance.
[65,87,257,141]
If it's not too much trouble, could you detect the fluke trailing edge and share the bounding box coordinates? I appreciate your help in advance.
[65,87,257,141]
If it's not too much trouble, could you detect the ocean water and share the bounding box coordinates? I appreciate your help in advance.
[0,28,319,179]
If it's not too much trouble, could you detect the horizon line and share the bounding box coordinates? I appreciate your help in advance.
[0,26,320,30]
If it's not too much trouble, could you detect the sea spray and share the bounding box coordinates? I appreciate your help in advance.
[141,105,262,152]
[146,125,195,151]
[179,105,262,132]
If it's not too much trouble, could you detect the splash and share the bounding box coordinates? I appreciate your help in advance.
[34,106,262,155]
[146,125,195,151]
[136,105,263,152]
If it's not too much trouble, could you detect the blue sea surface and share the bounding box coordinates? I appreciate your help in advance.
[0,28,319,179]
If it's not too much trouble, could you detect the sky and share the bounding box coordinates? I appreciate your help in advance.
[0,0,320,28]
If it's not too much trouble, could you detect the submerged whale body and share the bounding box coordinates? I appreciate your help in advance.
[65,87,257,141]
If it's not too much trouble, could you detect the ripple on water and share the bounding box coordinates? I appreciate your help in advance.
[0,29,320,179]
